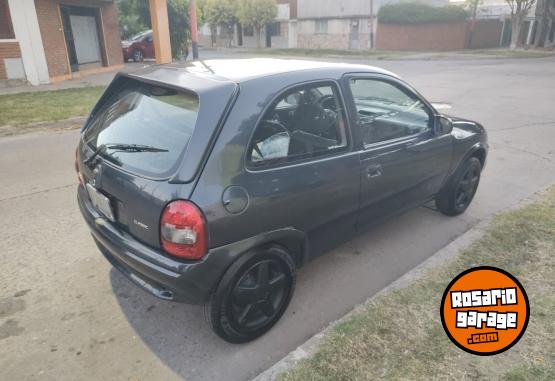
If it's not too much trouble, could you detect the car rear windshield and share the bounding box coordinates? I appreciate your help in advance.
[83,79,199,178]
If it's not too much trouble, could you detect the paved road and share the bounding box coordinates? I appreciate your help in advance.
[1,56,554,381]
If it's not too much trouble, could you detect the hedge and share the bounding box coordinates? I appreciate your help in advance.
[378,2,469,24]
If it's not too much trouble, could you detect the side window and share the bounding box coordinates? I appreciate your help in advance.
[247,83,348,167]
[349,78,432,145]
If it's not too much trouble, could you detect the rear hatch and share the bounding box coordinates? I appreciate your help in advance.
[78,71,237,250]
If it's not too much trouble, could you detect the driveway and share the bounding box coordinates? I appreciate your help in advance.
[1,56,554,381]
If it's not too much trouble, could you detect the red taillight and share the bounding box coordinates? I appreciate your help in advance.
[160,200,207,260]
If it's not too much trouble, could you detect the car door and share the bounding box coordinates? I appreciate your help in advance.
[243,81,361,257]
[143,34,155,58]
[344,74,453,231]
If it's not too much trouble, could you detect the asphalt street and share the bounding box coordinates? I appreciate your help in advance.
[1,56,554,381]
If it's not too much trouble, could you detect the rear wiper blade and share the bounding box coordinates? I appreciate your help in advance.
[84,143,168,166]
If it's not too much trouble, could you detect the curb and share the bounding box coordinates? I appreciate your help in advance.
[251,191,545,381]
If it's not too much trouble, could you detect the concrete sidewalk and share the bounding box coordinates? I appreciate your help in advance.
[0,62,151,95]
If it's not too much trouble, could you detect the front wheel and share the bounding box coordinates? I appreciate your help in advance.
[436,157,482,216]
[204,246,296,343]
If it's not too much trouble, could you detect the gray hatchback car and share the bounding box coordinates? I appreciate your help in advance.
[76,59,488,343]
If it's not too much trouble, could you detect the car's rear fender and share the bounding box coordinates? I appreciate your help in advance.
[213,228,309,270]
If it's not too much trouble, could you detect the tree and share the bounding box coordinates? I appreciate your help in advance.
[533,0,555,47]
[465,0,482,48]
[505,0,536,49]
[167,0,191,59]
[203,0,238,47]
[237,0,277,48]
[116,0,148,39]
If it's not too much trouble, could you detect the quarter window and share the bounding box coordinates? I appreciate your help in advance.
[247,83,348,167]
[349,78,432,145]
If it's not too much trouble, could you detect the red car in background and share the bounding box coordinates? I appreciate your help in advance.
[122,30,155,62]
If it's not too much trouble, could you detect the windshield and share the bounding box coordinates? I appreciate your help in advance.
[83,80,199,178]
[130,31,151,41]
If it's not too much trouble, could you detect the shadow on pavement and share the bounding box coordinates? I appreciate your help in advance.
[110,206,478,381]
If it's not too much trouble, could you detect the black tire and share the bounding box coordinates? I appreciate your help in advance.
[204,246,296,343]
[436,156,482,216]
[132,49,144,62]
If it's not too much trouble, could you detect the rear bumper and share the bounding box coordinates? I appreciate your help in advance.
[77,186,234,304]
[122,48,133,60]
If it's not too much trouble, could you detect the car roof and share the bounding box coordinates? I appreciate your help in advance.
[128,58,398,86]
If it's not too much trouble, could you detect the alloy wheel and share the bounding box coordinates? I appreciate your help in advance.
[134,50,143,62]
[229,259,291,331]
[455,165,480,210]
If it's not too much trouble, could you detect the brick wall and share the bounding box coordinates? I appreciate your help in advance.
[34,0,123,79]
[99,2,123,67]
[35,0,69,78]
[376,22,468,51]
[469,19,503,49]
[376,20,503,51]
[0,42,21,80]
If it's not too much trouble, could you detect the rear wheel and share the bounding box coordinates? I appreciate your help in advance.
[133,49,144,62]
[204,246,296,343]
[436,157,482,216]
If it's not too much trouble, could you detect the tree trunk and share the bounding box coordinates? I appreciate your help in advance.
[510,17,522,50]
[227,25,234,48]
[467,2,478,48]
[534,0,555,48]
[210,25,217,47]
[255,26,262,48]
[533,18,547,47]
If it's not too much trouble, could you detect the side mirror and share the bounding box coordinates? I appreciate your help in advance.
[436,115,453,135]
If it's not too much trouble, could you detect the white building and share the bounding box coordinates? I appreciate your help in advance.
[198,0,298,48]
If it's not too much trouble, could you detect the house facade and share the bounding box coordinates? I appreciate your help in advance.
[471,0,551,47]
[198,0,297,48]
[297,0,374,50]
[199,0,531,51]
[0,0,123,86]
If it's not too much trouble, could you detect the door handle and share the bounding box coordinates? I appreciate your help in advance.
[367,164,383,178]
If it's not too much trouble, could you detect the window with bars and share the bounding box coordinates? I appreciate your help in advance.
[315,19,328,34]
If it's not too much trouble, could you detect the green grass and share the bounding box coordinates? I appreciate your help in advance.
[0,86,104,126]
[457,49,555,58]
[280,187,555,381]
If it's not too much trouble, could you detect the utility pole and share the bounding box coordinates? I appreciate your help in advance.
[189,0,199,59]
[369,0,374,49]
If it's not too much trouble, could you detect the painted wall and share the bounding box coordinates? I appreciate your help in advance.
[376,22,468,51]
[8,0,49,85]
[376,19,503,51]
[297,17,372,49]
[0,42,22,80]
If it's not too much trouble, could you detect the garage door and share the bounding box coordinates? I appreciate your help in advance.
[69,15,102,64]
